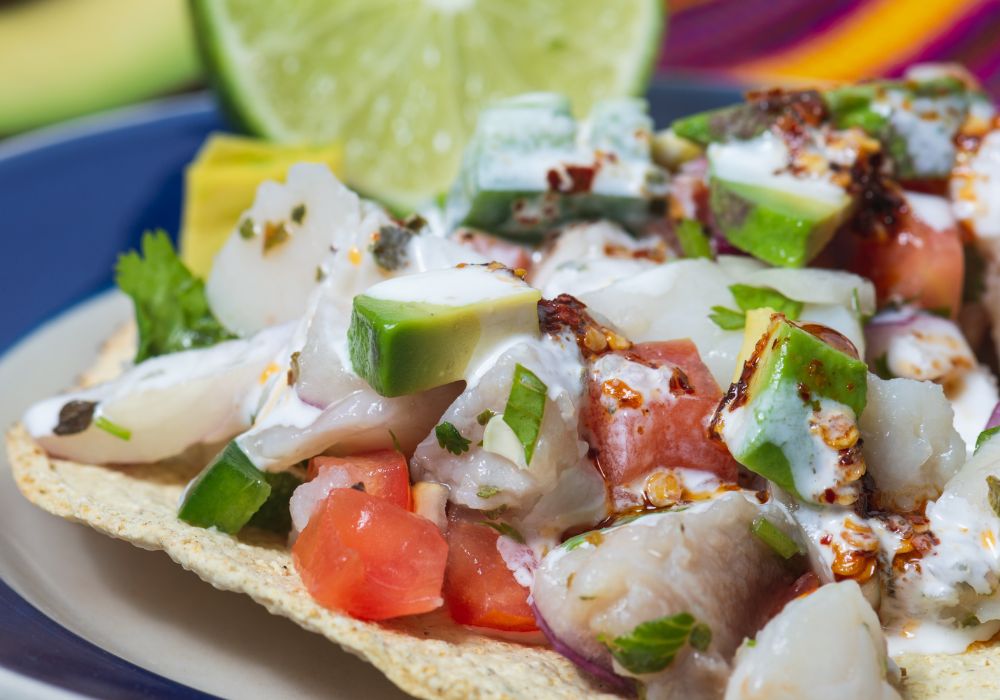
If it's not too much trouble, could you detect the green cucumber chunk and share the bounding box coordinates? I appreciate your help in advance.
[178,441,271,533]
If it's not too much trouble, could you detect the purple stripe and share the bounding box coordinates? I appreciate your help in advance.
[660,0,863,69]
[884,0,1000,75]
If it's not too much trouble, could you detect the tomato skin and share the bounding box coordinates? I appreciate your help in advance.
[443,517,537,632]
[584,339,739,487]
[849,205,964,316]
[308,450,411,510]
[292,488,447,620]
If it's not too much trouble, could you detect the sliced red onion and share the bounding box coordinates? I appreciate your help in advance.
[985,402,1000,431]
[864,306,930,364]
[530,603,636,696]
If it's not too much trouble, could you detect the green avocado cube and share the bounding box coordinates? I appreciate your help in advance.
[707,135,854,268]
[713,311,868,505]
[348,265,541,397]
[446,94,667,238]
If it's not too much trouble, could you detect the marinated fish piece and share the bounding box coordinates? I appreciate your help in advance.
[532,492,798,700]
[725,581,901,700]
[23,323,291,464]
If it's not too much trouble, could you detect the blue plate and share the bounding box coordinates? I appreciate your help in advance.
[0,81,741,698]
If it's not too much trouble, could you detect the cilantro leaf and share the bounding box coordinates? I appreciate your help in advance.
[987,475,1000,517]
[728,284,804,320]
[481,520,525,544]
[115,230,234,362]
[435,421,471,455]
[477,485,502,499]
[709,306,746,330]
[600,613,711,674]
[503,364,547,464]
[675,219,712,259]
[977,427,1000,455]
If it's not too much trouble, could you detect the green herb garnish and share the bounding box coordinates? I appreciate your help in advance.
[94,416,131,441]
[477,485,502,499]
[476,409,497,426]
[987,475,1000,518]
[238,218,255,239]
[976,427,1000,455]
[708,305,746,330]
[435,421,471,455]
[291,203,307,224]
[729,284,803,319]
[371,224,415,271]
[675,219,712,259]
[115,230,235,362]
[482,520,525,544]
[750,517,801,559]
[599,613,711,674]
[503,364,547,465]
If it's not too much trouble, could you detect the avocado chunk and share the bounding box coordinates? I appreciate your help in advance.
[711,310,868,505]
[707,133,855,267]
[671,90,828,146]
[823,74,974,180]
[349,265,541,397]
[446,94,668,238]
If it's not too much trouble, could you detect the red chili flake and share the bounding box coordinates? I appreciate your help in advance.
[820,534,833,545]
[669,368,694,395]
[823,488,837,504]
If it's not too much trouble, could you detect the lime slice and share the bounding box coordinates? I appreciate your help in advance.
[190,0,665,210]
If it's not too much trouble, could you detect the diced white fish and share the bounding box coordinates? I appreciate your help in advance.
[532,492,797,700]
[880,436,1000,654]
[952,129,1000,242]
[410,335,604,541]
[581,258,872,386]
[866,309,976,384]
[288,463,354,534]
[24,323,292,464]
[529,220,666,298]
[725,581,901,700]
[207,164,382,335]
[861,375,965,511]
[207,163,486,337]
[949,365,999,454]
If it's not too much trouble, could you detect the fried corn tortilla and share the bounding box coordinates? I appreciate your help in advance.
[5,327,1000,699]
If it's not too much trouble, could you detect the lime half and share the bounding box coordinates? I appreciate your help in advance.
[190,0,665,209]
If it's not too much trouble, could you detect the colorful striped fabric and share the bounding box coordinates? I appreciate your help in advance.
[660,0,1000,96]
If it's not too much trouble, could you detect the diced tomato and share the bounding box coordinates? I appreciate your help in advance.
[847,204,964,317]
[292,488,447,620]
[443,516,537,632]
[583,339,740,488]
[308,450,411,510]
[454,229,533,272]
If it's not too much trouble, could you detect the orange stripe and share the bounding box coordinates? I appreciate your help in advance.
[732,0,986,84]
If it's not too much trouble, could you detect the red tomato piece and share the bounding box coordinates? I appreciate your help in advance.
[309,450,411,510]
[583,339,739,487]
[848,204,964,317]
[443,517,537,632]
[292,488,447,620]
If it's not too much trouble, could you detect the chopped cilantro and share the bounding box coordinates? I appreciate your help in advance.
[371,225,415,271]
[675,219,712,259]
[238,218,255,239]
[729,284,803,319]
[435,421,471,455]
[708,305,746,330]
[976,426,1000,455]
[987,475,1000,518]
[94,416,131,441]
[291,203,307,224]
[503,365,547,465]
[53,400,97,436]
[477,485,502,499]
[115,230,235,362]
[481,520,525,543]
[476,409,497,426]
[599,613,711,674]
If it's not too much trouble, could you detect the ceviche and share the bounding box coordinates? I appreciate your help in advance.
[17,63,1000,699]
